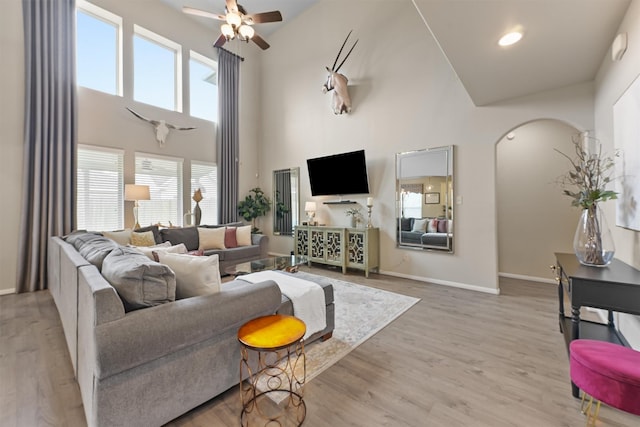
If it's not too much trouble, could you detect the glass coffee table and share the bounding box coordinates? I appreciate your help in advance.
[225,255,308,277]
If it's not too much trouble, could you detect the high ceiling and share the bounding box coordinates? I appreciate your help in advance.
[165,0,632,106]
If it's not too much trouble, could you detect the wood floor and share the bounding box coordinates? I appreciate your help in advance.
[1,266,638,427]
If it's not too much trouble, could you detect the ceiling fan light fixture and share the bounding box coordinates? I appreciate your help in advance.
[498,31,523,47]
[221,24,235,39]
[238,24,255,40]
[226,12,242,28]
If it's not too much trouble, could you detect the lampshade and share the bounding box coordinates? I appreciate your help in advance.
[305,201,317,212]
[221,24,235,39]
[226,12,242,28]
[125,184,150,201]
[238,24,255,40]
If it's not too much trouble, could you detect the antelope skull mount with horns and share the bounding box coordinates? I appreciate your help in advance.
[323,31,358,115]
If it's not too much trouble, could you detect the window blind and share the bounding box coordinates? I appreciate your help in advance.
[77,145,124,231]
[135,153,183,227]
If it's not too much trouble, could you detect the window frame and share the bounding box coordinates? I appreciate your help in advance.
[76,0,123,96]
[133,24,183,112]
[189,50,218,122]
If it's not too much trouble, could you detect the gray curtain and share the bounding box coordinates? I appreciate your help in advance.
[216,48,241,224]
[18,0,77,292]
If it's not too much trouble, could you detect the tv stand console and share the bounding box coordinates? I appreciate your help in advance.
[553,252,640,397]
[294,226,379,277]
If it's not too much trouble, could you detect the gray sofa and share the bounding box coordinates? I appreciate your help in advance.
[155,222,269,273]
[48,233,334,427]
[398,217,452,247]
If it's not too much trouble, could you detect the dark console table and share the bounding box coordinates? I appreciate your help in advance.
[554,252,640,397]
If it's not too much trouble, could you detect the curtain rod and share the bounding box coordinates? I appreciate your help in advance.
[216,46,245,62]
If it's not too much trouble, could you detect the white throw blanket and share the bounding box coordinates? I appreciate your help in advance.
[238,271,326,340]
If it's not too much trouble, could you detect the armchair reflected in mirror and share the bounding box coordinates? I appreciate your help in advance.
[273,167,300,236]
[396,146,454,252]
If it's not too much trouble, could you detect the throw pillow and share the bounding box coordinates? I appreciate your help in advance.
[101,246,176,311]
[400,218,413,232]
[236,225,252,246]
[133,242,187,260]
[411,218,428,233]
[67,232,118,271]
[197,227,226,250]
[157,252,221,299]
[136,225,162,244]
[225,226,238,248]
[427,218,438,233]
[130,230,156,247]
[437,219,448,233]
[159,227,199,251]
[102,229,133,245]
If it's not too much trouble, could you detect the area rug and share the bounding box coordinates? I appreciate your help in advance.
[256,272,420,403]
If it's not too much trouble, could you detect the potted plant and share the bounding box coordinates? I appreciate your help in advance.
[237,187,272,233]
[556,133,618,266]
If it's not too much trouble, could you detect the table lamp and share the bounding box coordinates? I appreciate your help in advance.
[125,184,150,229]
[305,201,317,225]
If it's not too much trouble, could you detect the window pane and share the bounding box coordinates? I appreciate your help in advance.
[77,146,124,231]
[134,35,176,111]
[403,193,423,219]
[76,10,118,94]
[135,154,183,227]
[190,55,218,122]
[191,161,218,225]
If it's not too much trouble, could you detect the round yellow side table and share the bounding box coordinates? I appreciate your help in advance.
[238,314,307,426]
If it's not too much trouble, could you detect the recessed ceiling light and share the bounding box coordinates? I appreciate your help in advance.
[498,31,523,47]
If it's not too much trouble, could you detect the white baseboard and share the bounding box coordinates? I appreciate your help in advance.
[0,288,15,296]
[498,272,556,285]
[379,269,500,295]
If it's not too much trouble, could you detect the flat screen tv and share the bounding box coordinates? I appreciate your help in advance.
[307,150,370,196]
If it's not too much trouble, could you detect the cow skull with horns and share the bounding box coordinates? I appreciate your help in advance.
[323,31,358,115]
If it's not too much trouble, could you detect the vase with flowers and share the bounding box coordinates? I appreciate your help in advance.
[345,207,363,228]
[556,132,618,266]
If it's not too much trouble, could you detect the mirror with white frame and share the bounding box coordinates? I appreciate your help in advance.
[396,146,454,252]
[273,167,300,236]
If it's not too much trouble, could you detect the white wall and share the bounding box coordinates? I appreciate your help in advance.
[497,120,580,281]
[595,0,640,348]
[0,0,24,295]
[258,0,595,293]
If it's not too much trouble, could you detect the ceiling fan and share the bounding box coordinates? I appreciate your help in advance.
[183,0,282,50]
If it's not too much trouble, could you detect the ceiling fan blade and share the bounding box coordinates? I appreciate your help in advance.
[251,33,270,50]
[182,6,225,20]
[213,34,227,48]
[225,0,238,13]
[244,10,283,24]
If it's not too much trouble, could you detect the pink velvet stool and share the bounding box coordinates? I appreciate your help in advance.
[570,339,640,425]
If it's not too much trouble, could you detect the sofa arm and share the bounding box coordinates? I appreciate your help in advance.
[252,233,269,257]
[93,279,281,379]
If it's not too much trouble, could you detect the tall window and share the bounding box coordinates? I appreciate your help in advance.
[135,154,183,227]
[134,25,182,112]
[189,51,218,122]
[191,161,218,225]
[77,145,124,231]
[76,0,123,95]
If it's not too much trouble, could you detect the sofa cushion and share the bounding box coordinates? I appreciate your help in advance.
[130,230,156,247]
[427,218,439,233]
[236,225,252,246]
[437,219,448,233]
[205,245,261,261]
[160,226,199,251]
[101,246,176,311]
[65,232,118,271]
[102,229,133,245]
[157,252,221,299]
[197,226,226,250]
